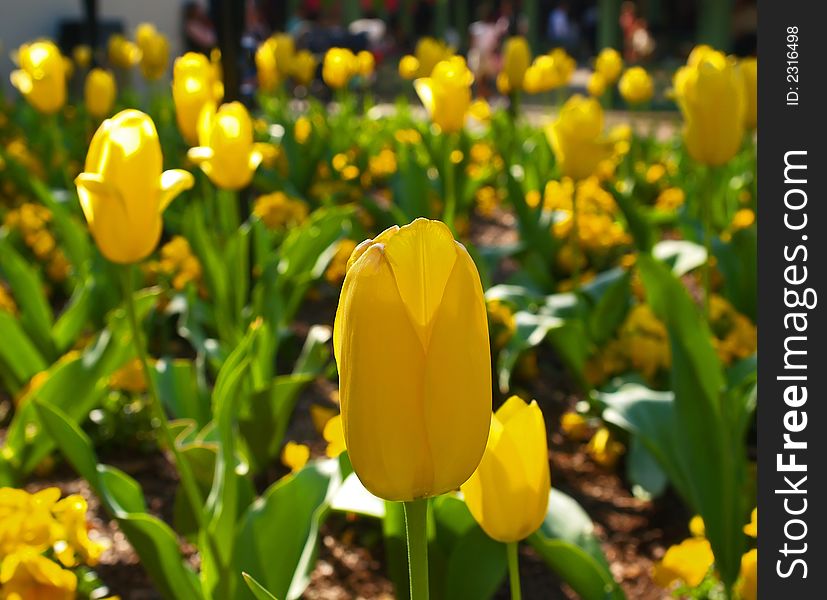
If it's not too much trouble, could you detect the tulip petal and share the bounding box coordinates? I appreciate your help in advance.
[335,244,432,501]
[187,146,214,164]
[158,169,195,213]
[75,173,119,226]
[383,218,457,348]
[9,70,33,94]
[422,243,491,494]
[413,78,435,116]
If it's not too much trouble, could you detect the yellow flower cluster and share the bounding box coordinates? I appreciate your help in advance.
[0,487,106,598]
[398,37,454,80]
[3,203,71,282]
[368,148,398,179]
[586,427,624,468]
[253,191,308,231]
[144,236,203,292]
[108,357,148,393]
[324,239,358,285]
[709,295,757,365]
[523,48,576,94]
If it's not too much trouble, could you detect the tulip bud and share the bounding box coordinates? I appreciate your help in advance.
[357,50,375,78]
[75,110,194,264]
[619,66,654,105]
[291,50,317,86]
[461,396,550,542]
[740,57,757,130]
[135,23,169,81]
[501,37,531,92]
[73,45,92,69]
[595,47,623,83]
[84,68,116,119]
[399,55,420,80]
[414,56,474,134]
[10,40,67,115]
[172,52,224,145]
[549,48,576,86]
[674,50,745,166]
[547,95,612,180]
[107,34,140,70]
[255,39,280,92]
[334,218,492,501]
[323,48,357,89]
[188,101,267,190]
[587,71,606,98]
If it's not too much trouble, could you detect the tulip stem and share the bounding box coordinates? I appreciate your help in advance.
[506,542,522,600]
[404,499,429,600]
[119,265,204,527]
[443,134,457,233]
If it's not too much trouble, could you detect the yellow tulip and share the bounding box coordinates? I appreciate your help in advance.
[549,48,576,86]
[188,102,267,190]
[323,48,357,89]
[414,56,474,134]
[415,37,454,76]
[547,95,612,180]
[334,218,491,501]
[619,66,654,105]
[740,57,757,129]
[687,44,716,67]
[523,55,559,94]
[73,44,92,69]
[357,50,375,78]
[75,110,194,264]
[0,548,77,599]
[135,23,169,81]
[107,34,140,69]
[595,47,623,83]
[737,549,757,600]
[255,40,280,92]
[674,50,745,166]
[501,36,531,92]
[84,68,116,119]
[586,71,606,98]
[291,50,317,86]
[172,52,224,145]
[10,40,67,115]
[399,54,420,79]
[653,537,714,589]
[461,396,550,543]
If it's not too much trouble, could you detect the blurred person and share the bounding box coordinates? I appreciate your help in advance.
[619,1,637,61]
[631,18,655,61]
[500,0,527,37]
[183,1,216,54]
[547,1,578,54]
[349,10,387,51]
[469,5,506,97]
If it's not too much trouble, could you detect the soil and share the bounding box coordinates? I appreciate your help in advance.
[12,206,686,600]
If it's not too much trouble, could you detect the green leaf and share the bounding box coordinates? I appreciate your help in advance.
[626,436,668,501]
[587,270,631,347]
[242,573,279,600]
[0,310,47,391]
[529,489,625,600]
[154,358,210,426]
[52,280,92,353]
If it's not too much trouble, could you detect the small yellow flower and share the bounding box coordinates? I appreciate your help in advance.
[586,427,624,468]
[252,192,308,230]
[135,23,169,81]
[689,515,705,537]
[652,537,714,589]
[618,66,654,105]
[73,45,92,68]
[323,414,346,458]
[0,548,77,599]
[743,507,757,538]
[323,48,357,89]
[107,34,140,70]
[731,208,755,231]
[294,116,312,144]
[51,494,106,567]
[108,358,148,393]
[594,47,623,83]
[586,71,606,98]
[84,68,116,119]
[560,411,591,441]
[399,55,420,79]
[737,549,757,600]
[655,187,685,211]
[281,442,310,473]
[291,49,317,86]
[309,404,338,434]
[356,50,375,78]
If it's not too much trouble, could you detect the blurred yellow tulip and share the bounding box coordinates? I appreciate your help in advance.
[0,548,77,598]
[619,66,654,105]
[414,56,474,134]
[334,218,491,501]
[255,40,280,92]
[323,48,357,89]
[290,49,317,86]
[172,52,224,145]
[84,68,116,119]
[547,95,612,180]
[188,102,267,190]
[737,549,757,600]
[357,50,375,78]
[587,71,606,97]
[674,50,745,166]
[75,110,194,264]
[398,54,420,79]
[414,37,454,77]
[740,57,757,129]
[107,34,140,69]
[500,36,531,92]
[549,48,576,86]
[523,55,559,94]
[10,40,67,115]
[595,47,623,83]
[135,23,169,81]
[73,44,92,69]
[687,44,716,67]
[461,396,550,543]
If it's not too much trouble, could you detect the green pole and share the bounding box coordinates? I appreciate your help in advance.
[435,0,449,39]
[697,0,734,51]
[597,0,621,50]
[455,0,469,51]
[525,0,539,54]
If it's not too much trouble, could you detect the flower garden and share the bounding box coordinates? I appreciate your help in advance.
[0,25,757,600]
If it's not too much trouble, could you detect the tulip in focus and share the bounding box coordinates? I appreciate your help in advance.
[674,49,745,166]
[547,95,612,180]
[188,102,267,190]
[135,23,169,81]
[10,40,67,115]
[619,66,654,105]
[84,68,116,119]
[323,48,358,89]
[461,396,550,543]
[172,52,224,145]
[334,218,492,501]
[740,57,757,129]
[75,110,194,263]
[595,47,623,83]
[414,56,474,134]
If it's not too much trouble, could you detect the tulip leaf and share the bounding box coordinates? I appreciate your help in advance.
[242,572,279,600]
[0,310,47,392]
[28,179,93,274]
[713,228,757,320]
[52,279,93,353]
[626,435,668,501]
[529,489,625,600]
[0,235,56,356]
[154,358,210,426]
[33,400,204,600]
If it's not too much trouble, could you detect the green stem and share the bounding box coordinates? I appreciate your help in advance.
[48,115,73,191]
[700,167,717,320]
[506,542,522,600]
[442,134,457,232]
[570,190,582,293]
[404,499,429,600]
[216,188,241,240]
[119,266,204,527]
